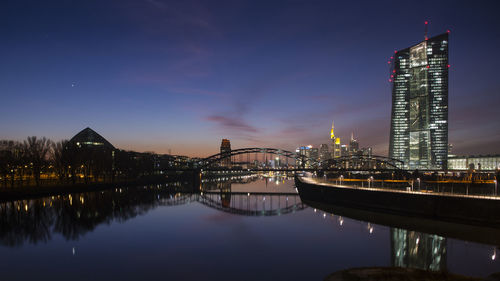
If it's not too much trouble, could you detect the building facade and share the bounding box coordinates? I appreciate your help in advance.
[389,33,449,170]
[448,155,500,171]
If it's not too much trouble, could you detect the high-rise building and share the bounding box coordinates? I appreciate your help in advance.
[340,144,348,157]
[330,121,341,158]
[348,132,359,156]
[296,145,314,168]
[389,32,449,170]
[220,139,231,167]
[319,144,330,162]
[310,148,319,162]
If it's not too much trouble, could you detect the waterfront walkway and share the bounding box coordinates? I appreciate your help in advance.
[301,176,500,201]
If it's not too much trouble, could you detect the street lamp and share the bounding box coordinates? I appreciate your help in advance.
[494,180,497,196]
[369,176,374,188]
[340,175,344,185]
[417,178,421,191]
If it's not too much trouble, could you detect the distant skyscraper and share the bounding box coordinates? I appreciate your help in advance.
[389,32,449,170]
[340,144,348,157]
[296,145,314,168]
[310,147,319,162]
[220,139,231,167]
[348,132,359,156]
[330,121,341,158]
[319,144,330,162]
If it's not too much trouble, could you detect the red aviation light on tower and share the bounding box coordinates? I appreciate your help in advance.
[424,20,429,41]
[447,64,451,68]
[447,29,451,33]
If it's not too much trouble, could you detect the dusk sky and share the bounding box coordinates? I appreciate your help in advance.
[1,0,499,157]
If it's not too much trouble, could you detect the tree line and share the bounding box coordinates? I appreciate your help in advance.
[0,136,180,188]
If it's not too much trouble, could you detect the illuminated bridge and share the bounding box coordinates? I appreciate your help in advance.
[198,147,405,171]
[199,147,317,169]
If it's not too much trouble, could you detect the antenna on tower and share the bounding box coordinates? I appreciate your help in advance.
[424,20,429,40]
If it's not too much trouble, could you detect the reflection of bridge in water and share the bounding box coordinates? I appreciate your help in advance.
[153,191,305,217]
[198,191,305,216]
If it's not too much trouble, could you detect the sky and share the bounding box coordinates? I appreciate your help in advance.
[1,0,499,157]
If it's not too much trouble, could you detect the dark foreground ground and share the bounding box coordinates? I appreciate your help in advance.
[324,267,500,281]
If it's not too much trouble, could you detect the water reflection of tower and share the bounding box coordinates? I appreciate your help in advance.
[220,139,231,168]
[390,228,447,271]
[218,181,232,208]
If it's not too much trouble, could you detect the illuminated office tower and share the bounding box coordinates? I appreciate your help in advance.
[330,121,341,158]
[389,33,449,170]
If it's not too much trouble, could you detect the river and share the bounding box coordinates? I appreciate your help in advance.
[0,175,498,280]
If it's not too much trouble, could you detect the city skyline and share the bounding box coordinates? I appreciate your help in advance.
[1,1,500,157]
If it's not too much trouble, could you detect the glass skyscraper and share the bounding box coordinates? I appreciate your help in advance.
[389,33,449,170]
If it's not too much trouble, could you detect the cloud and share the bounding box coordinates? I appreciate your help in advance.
[205,115,259,133]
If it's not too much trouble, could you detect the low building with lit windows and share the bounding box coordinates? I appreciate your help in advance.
[448,155,500,171]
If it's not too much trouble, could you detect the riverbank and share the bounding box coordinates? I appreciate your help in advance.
[0,175,197,203]
[296,176,500,227]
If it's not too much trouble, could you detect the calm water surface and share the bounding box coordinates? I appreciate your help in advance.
[0,176,499,280]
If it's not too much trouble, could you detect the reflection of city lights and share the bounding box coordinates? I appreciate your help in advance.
[323,213,326,218]
[314,209,317,213]
[492,248,497,260]
[247,193,250,196]
[369,227,373,234]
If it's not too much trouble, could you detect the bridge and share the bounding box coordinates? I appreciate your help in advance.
[197,147,405,172]
[198,147,315,169]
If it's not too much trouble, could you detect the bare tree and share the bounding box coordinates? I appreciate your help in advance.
[24,137,52,187]
[0,140,25,188]
[51,140,70,183]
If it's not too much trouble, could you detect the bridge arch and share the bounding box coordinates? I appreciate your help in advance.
[199,148,317,169]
